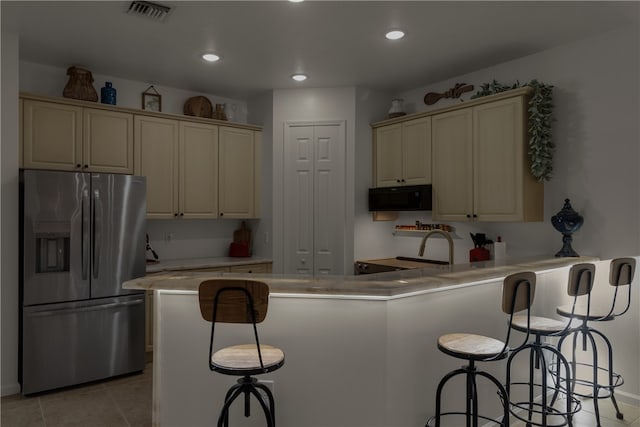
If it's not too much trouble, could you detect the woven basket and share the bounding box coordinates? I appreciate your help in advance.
[183,96,213,118]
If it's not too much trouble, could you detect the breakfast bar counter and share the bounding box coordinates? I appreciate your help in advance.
[122,256,640,427]
[126,256,597,298]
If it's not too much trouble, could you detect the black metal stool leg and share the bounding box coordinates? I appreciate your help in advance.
[476,371,509,427]
[434,367,467,427]
[255,382,277,425]
[247,386,275,427]
[218,384,244,427]
[590,328,624,420]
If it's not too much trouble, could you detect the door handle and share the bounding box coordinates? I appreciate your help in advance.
[81,189,90,280]
[27,299,144,317]
[92,188,102,279]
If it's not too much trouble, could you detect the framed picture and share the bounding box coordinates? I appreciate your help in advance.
[142,86,162,112]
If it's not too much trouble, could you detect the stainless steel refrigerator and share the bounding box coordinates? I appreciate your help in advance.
[19,170,147,395]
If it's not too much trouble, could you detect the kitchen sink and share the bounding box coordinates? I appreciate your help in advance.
[395,256,450,265]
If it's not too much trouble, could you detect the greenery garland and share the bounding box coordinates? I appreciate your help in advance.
[471,79,554,182]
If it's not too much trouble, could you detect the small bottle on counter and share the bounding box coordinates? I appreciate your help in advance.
[493,236,507,263]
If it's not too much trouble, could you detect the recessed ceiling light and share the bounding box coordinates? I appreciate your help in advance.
[291,74,308,82]
[289,0,304,3]
[385,30,405,40]
[202,53,220,62]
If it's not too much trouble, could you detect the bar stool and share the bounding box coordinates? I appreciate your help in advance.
[554,258,635,427]
[505,271,581,427]
[426,271,535,427]
[198,279,285,427]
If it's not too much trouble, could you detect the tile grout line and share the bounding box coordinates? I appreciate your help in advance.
[37,396,47,427]
[104,383,131,427]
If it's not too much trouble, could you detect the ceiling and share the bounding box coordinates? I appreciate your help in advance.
[2,1,639,100]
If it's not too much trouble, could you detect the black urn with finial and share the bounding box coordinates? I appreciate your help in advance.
[551,198,583,257]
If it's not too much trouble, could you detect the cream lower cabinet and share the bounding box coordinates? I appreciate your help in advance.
[22,99,134,173]
[373,116,431,187]
[218,126,261,218]
[135,116,219,219]
[432,92,543,222]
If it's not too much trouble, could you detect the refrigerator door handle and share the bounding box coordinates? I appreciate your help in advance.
[27,298,144,317]
[92,188,101,279]
[81,188,90,281]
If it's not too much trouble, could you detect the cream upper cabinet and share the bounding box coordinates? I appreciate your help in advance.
[218,126,261,218]
[432,109,474,222]
[83,108,134,174]
[179,121,219,219]
[22,99,133,173]
[135,115,179,219]
[135,117,220,219]
[432,91,543,222]
[23,100,83,171]
[373,116,431,187]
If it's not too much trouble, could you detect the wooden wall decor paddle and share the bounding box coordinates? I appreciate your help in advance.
[424,83,474,105]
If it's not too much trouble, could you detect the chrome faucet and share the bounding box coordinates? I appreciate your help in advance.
[418,230,454,265]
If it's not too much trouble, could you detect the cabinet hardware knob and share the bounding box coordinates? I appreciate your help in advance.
[76,164,81,168]
[174,213,178,217]
[466,214,471,218]
[473,214,478,218]
[180,213,184,216]
[84,165,88,168]
[220,212,224,217]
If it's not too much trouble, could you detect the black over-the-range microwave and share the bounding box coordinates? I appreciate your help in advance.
[368,184,432,212]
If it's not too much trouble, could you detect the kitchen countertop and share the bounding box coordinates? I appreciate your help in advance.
[128,255,598,299]
[145,256,273,273]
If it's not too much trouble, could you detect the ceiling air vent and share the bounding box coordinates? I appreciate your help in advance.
[127,1,171,21]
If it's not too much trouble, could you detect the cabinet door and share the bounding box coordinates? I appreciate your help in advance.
[374,124,403,187]
[473,97,527,221]
[83,108,133,174]
[135,116,179,219]
[179,122,218,219]
[23,100,82,171]
[218,126,256,218]
[432,109,473,222]
[402,117,431,185]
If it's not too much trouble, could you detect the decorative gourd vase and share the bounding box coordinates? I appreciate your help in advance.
[551,198,583,257]
[388,98,406,118]
[63,66,98,102]
[100,81,116,105]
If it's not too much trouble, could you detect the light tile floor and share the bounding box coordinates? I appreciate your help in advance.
[2,365,638,426]
[509,398,640,427]
[1,362,152,427]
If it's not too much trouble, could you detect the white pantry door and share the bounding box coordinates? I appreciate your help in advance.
[283,122,345,275]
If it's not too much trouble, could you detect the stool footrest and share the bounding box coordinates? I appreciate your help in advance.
[426,412,507,427]
[549,362,624,398]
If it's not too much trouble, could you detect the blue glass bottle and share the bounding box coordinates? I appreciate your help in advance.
[100,81,116,105]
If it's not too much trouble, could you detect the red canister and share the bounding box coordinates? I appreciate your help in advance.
[469,247,490,262]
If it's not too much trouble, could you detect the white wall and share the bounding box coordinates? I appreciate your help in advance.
[19,61,249,122]
[272,87,357,273]
[386,26,640,263]
[1,30,21,396]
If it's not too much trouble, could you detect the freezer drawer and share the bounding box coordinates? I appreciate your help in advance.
[21,294,145,395]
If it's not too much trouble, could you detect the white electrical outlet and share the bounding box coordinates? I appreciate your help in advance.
[164,232,174,244]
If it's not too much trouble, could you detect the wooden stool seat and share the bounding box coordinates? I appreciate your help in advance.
[556,304,615,321]
[510,315,568,334]
[437,333,508,360]
[212,344,285,376]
